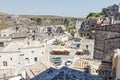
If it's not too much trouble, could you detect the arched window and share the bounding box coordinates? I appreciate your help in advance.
[25,58,29,64]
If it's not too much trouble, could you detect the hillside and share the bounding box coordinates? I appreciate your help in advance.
[0,12,84,30]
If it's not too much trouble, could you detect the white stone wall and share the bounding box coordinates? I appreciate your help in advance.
[0,52,20,67]
[19,47,49,64]
[0,47,49,78]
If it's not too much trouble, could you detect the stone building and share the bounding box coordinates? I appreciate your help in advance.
[79,19,97,39]
[94,24,120,62]
[0,46,49,78]
[101,3,120,25]
[79,3,120,39]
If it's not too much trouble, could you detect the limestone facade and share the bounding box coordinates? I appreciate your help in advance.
[94,24,120,61]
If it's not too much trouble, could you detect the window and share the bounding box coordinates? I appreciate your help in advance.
[4,34,6,37]
[20,54,24,56]
[34,57,37,62]
[3,61,7,66]
[0,42,4,47]
[10,58,12,60]
[86,45,88,49]
[83,49,90,55]
[31,51,34,53]
[25,58,29,64]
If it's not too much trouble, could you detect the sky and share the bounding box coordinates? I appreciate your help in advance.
[0,0,119,18]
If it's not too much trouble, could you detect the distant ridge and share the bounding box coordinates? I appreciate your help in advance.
[0,12,10,16]
[20,15,81,19]
[0,12,83,19]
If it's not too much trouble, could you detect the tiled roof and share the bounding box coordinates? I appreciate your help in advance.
[31,67,104,80]
[26,61,56,79]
